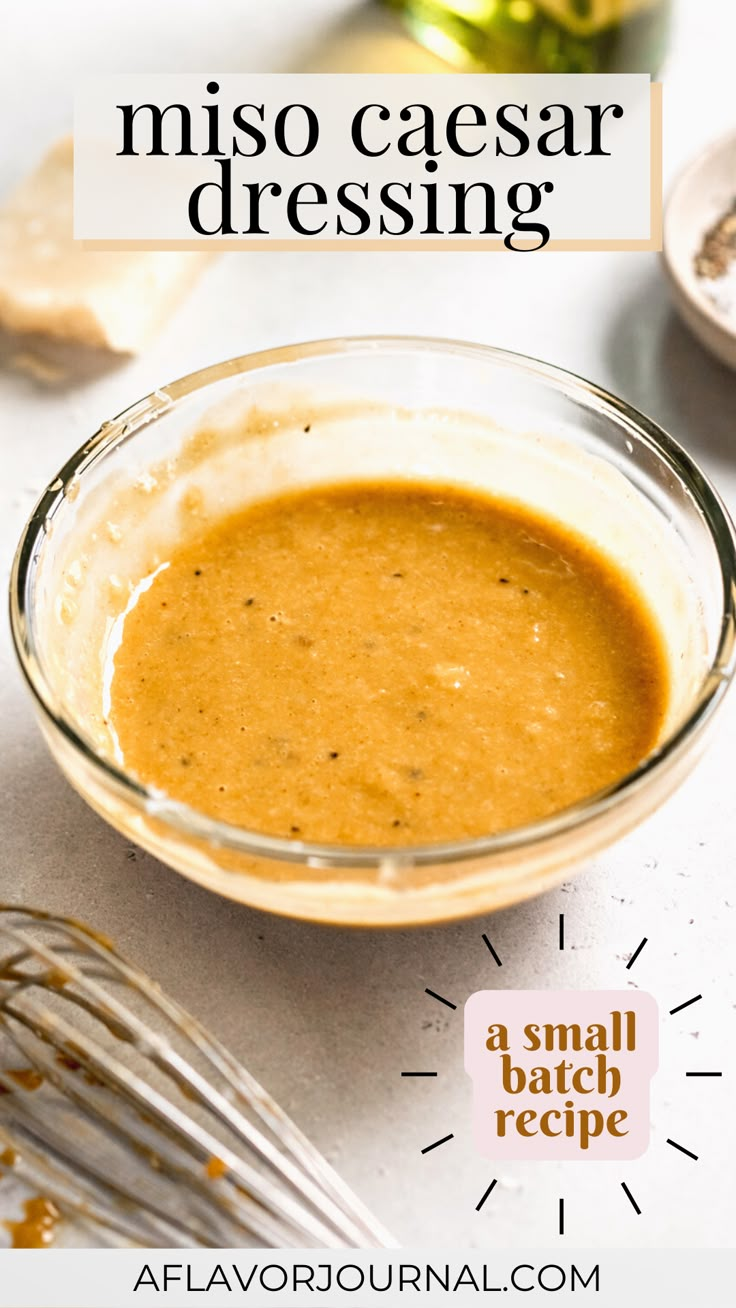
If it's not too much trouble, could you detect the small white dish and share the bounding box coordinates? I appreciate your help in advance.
[663,130,736,370]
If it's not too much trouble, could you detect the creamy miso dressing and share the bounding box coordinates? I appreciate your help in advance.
[109,482,669,846]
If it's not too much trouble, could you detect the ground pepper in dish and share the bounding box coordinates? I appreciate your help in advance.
[109,482,669,846]
[694,201,736,321]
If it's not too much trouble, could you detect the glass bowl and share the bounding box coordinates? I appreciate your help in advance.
[10,337,736,926]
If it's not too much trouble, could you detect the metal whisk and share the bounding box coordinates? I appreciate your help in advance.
[0,905,394,1249]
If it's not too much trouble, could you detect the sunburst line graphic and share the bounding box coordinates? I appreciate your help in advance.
[402,913,722,1236]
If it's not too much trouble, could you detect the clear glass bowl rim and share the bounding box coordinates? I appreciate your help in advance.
[10,335,736,871]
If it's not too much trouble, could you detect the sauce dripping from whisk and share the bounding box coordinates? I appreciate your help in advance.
[6,1068,43,1092]
[3,1197,60,1248]
[55,1051,104,1086]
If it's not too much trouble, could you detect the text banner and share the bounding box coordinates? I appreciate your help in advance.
[74,74,660,251]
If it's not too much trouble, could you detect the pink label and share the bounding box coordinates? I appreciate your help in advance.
[464,990,658,1161]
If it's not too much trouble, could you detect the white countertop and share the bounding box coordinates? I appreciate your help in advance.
[1,0,734,1251]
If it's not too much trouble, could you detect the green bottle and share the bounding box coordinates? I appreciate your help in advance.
[381,0,671,73]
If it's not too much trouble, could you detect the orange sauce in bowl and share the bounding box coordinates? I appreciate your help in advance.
[110,482,668,846]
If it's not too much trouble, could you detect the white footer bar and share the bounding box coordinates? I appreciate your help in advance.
[0,1248,732,1307]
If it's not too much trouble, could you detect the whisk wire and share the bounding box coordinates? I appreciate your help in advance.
[1,915,386,1244]
[3,991,362,1247]
[0,1016,321,1248]
[0,906,395,1250]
